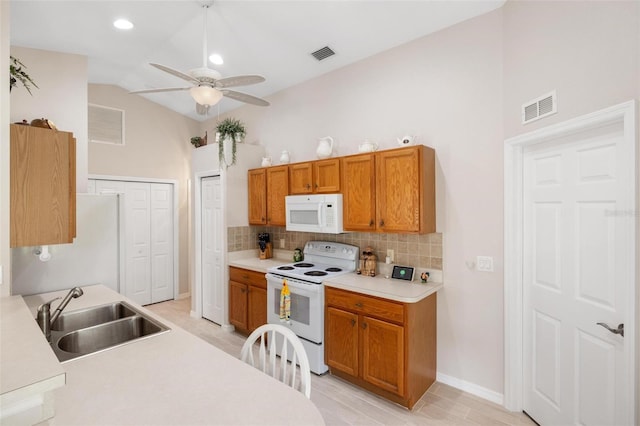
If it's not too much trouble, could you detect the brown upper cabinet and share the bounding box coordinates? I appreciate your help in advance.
[248,165,289,226]
[10,124,77,247]
[289,158,340,195]
[342,145,436,234]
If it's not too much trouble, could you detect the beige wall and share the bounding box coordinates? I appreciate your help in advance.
[88,84,200,296]
[503,0,639,138]
[1,1,10,297]
[10,46,88,193]
[201,1,639,397]
[204,9,507,394]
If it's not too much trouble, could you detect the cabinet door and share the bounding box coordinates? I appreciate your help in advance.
[229,281,248,331]
[326,307,359,376]
[289,162,314,194]
[314,158,340,193]
[266,165,289,226]
[248,169,267,225]
[361,316,405,396]
[247,285,267,332]
[341,154,376,231]
[10,125,76,247]
[376,147,422,232]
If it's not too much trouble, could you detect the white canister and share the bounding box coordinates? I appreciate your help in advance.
[261,157,272,167]
[280,150,290,164]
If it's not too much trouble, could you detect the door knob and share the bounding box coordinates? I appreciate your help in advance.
[597,322,624,337]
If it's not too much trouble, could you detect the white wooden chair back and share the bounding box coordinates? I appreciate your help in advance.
[240,324,311,398]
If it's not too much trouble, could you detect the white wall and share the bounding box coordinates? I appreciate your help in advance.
[9,46,88,193]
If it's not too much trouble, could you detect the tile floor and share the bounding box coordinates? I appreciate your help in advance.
[146,298,535,426]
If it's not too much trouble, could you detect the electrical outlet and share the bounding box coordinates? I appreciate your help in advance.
[386,249,394,263]
[477,256,494,272]
[279,238,285,249]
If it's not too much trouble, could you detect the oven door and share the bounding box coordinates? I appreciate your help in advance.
[266,273,323,344]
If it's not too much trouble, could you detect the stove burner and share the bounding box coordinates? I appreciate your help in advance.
[277,266,295,270]
[325,267,342,272]
[304,270,328,277]
[293,263,314,268]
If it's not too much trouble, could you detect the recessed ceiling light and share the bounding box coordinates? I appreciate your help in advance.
[113,19,134,30]
[209,54,224,65]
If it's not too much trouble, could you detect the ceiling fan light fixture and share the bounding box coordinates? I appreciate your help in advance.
[190,85,223,106]
[209,53,224,65]
[113,19,134,30]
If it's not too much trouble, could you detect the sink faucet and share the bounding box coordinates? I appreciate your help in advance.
[36,287,84,341]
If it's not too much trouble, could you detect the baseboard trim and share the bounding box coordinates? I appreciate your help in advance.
[436,372,504,406]
[177,292,191,300]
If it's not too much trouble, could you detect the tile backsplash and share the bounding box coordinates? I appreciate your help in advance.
[227,226,443,271]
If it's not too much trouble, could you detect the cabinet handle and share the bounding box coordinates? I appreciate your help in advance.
[355,302,363,308]
[261,216,265,222]
[351,319,356,327]
[306,183,311,189]
[315,183,318,188]
[241,288,246,293]
[379,219,385,227]
[242,274,249,279]
[369,220,374,227]
[362,323,368,329]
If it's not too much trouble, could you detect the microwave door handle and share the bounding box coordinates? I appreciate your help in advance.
[317,203,323,227]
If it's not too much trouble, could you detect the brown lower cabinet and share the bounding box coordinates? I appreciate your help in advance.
[325,286,436,409]
[228,267,267,335]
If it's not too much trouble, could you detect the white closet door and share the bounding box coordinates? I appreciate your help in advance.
[124,182,152,305]
[202,176,224,323]
[150,183,174,303]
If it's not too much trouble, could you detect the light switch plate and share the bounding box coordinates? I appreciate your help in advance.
[477,256,494,272]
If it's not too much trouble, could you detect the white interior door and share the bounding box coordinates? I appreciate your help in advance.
[201,176,224,324]
[124,182,151,305]
[523,123,633,425]
[150,183,174,303]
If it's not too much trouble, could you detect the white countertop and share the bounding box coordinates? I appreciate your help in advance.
[0,296,66,407]
[227,251,443,303]
[324,273,442,303]
[20,285,324,425]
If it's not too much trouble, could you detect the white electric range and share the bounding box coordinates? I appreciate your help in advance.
[265,241,359,374]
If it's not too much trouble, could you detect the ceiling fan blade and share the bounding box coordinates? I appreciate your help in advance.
[195,103,210,115]
[215,75,266,89]
[222,90,270,107]
[129,87,191,94]
[150,63,199,84]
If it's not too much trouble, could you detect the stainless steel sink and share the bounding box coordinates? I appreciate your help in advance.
[51,301,137,331]
[49,301,170,362]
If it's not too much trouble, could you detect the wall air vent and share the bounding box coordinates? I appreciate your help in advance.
[522,90,557,124]
[311,46,335,61]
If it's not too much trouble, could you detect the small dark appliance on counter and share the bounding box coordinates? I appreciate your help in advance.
[258,233,272,259]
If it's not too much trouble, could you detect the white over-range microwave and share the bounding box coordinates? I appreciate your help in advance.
[285,194,345,234]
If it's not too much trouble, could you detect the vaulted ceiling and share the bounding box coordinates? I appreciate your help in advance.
[10,0,505,121]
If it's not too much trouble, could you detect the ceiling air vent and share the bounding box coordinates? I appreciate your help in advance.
[522,90,557,124]
[311,46,335,61]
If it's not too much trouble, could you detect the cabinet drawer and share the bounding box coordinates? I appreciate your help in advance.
[229,267,267,288]
[325,287,404,324]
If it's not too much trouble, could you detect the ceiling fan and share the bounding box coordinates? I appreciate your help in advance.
[130,3,269,115]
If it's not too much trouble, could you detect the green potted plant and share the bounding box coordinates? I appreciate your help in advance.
[9,56,38,94]
[216,117,246,167]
